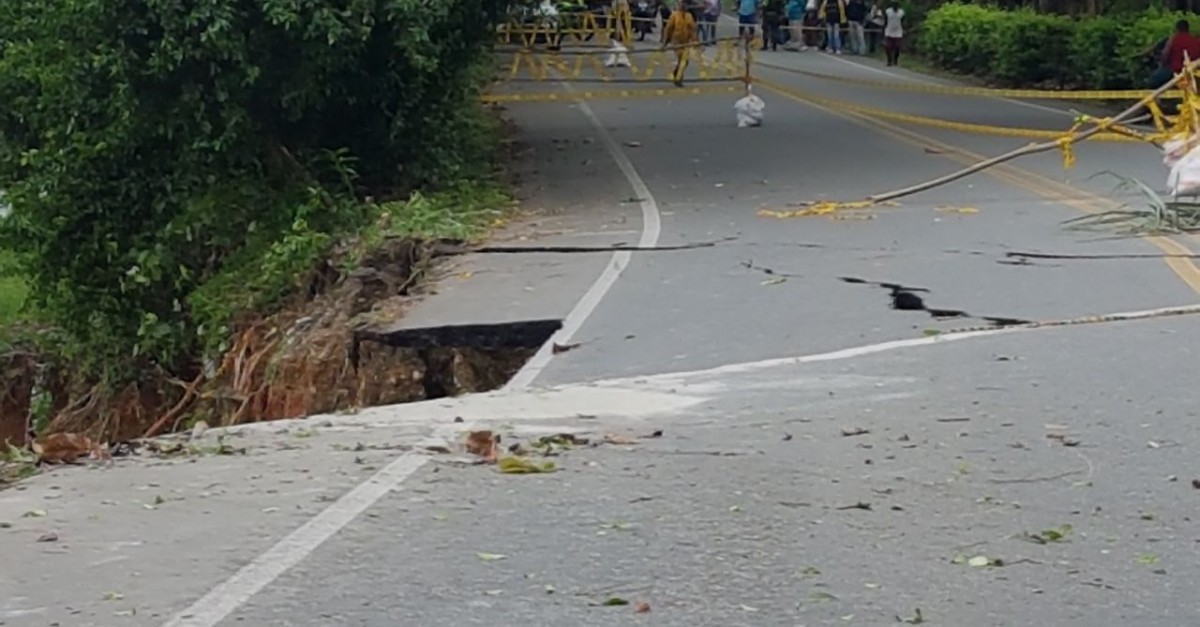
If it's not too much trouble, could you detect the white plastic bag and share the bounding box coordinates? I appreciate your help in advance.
[1168,142,1200,198]
[604,41,631,68]
[1163,134,1195,170]
[734,91,765,128]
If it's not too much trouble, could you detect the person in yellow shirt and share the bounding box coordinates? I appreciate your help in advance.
[662,7,696,87]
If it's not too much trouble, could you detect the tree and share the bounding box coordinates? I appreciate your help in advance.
[0,0,498,382]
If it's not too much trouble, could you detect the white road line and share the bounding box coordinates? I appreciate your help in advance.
[159,77,662,627]
[504,89,663,391]
[160,454,428,627]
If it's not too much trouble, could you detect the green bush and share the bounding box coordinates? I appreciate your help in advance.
[922,3,1188,90]
[0,0,502,382]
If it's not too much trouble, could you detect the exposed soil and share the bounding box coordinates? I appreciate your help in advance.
[0,236,545,445]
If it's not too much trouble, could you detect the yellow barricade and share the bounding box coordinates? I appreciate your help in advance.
[497,38,749,84]
[497,9,636,48]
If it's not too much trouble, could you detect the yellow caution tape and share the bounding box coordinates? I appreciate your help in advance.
[482,84,744,103]
[755,78,1146,143]
[756,59,1184,101]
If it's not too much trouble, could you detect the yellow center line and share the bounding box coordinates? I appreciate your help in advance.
[756,78,1200,296]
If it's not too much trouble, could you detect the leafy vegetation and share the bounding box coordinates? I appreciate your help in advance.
[0,0,505,387]
[921,3,1183,89]
[0,250,26,325]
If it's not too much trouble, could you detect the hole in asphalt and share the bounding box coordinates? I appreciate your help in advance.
[353,319,562,400]
[839,277,1030,327]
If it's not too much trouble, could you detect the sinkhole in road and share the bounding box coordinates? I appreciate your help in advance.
[353,319,562,400]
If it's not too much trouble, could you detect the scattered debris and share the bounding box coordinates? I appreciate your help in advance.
[782,433,793,441]
[1046,433,1081,447]
[465,431,500,462]
[841,427,870,437]
[742,260,802,278]
[897,608,926,624]
[32,433,112,465]
[836,501,872,511]
[603,433,638,445]
[952,555,1004,568]
[634,601,651,613]
[36,532,59,543]
[22,509,47,518]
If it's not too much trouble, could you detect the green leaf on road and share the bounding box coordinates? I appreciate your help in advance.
[1027,524,1073,544]
[601,597,629,606]
[476,552,507,562]
[497,456,555,474]
[1137,553,1160,565]
[102,592,124,601]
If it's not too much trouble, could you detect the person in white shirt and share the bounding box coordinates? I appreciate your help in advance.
[883,0,904,66]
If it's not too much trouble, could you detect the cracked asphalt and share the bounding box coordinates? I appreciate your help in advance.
[6,18,1200,627]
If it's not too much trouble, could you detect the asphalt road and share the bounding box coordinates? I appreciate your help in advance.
[7,23,1200,627]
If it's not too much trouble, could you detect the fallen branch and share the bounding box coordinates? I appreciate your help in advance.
[865,60,1196,205]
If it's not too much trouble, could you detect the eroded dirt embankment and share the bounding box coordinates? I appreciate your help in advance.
[1,237,543,446]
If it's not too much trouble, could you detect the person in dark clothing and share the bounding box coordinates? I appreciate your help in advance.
[845,0,867,54]
[762,0,785,50]
[1154,19,1200,88]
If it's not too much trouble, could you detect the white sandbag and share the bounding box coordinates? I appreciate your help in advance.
[734,91,765,128]
[1168,142,1200,198]
[604,42,631,68]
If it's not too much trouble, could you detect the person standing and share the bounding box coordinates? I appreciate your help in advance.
[784,0,807,50]
[818,0,846,55]
[664,3,697,86]
[762,0,785,51]
[1158,19,1200,87]
[738,0,759,40]
[845,0,867,55]
[702,0,721,44]
[867,1,885,53]
[883,0,904,66]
